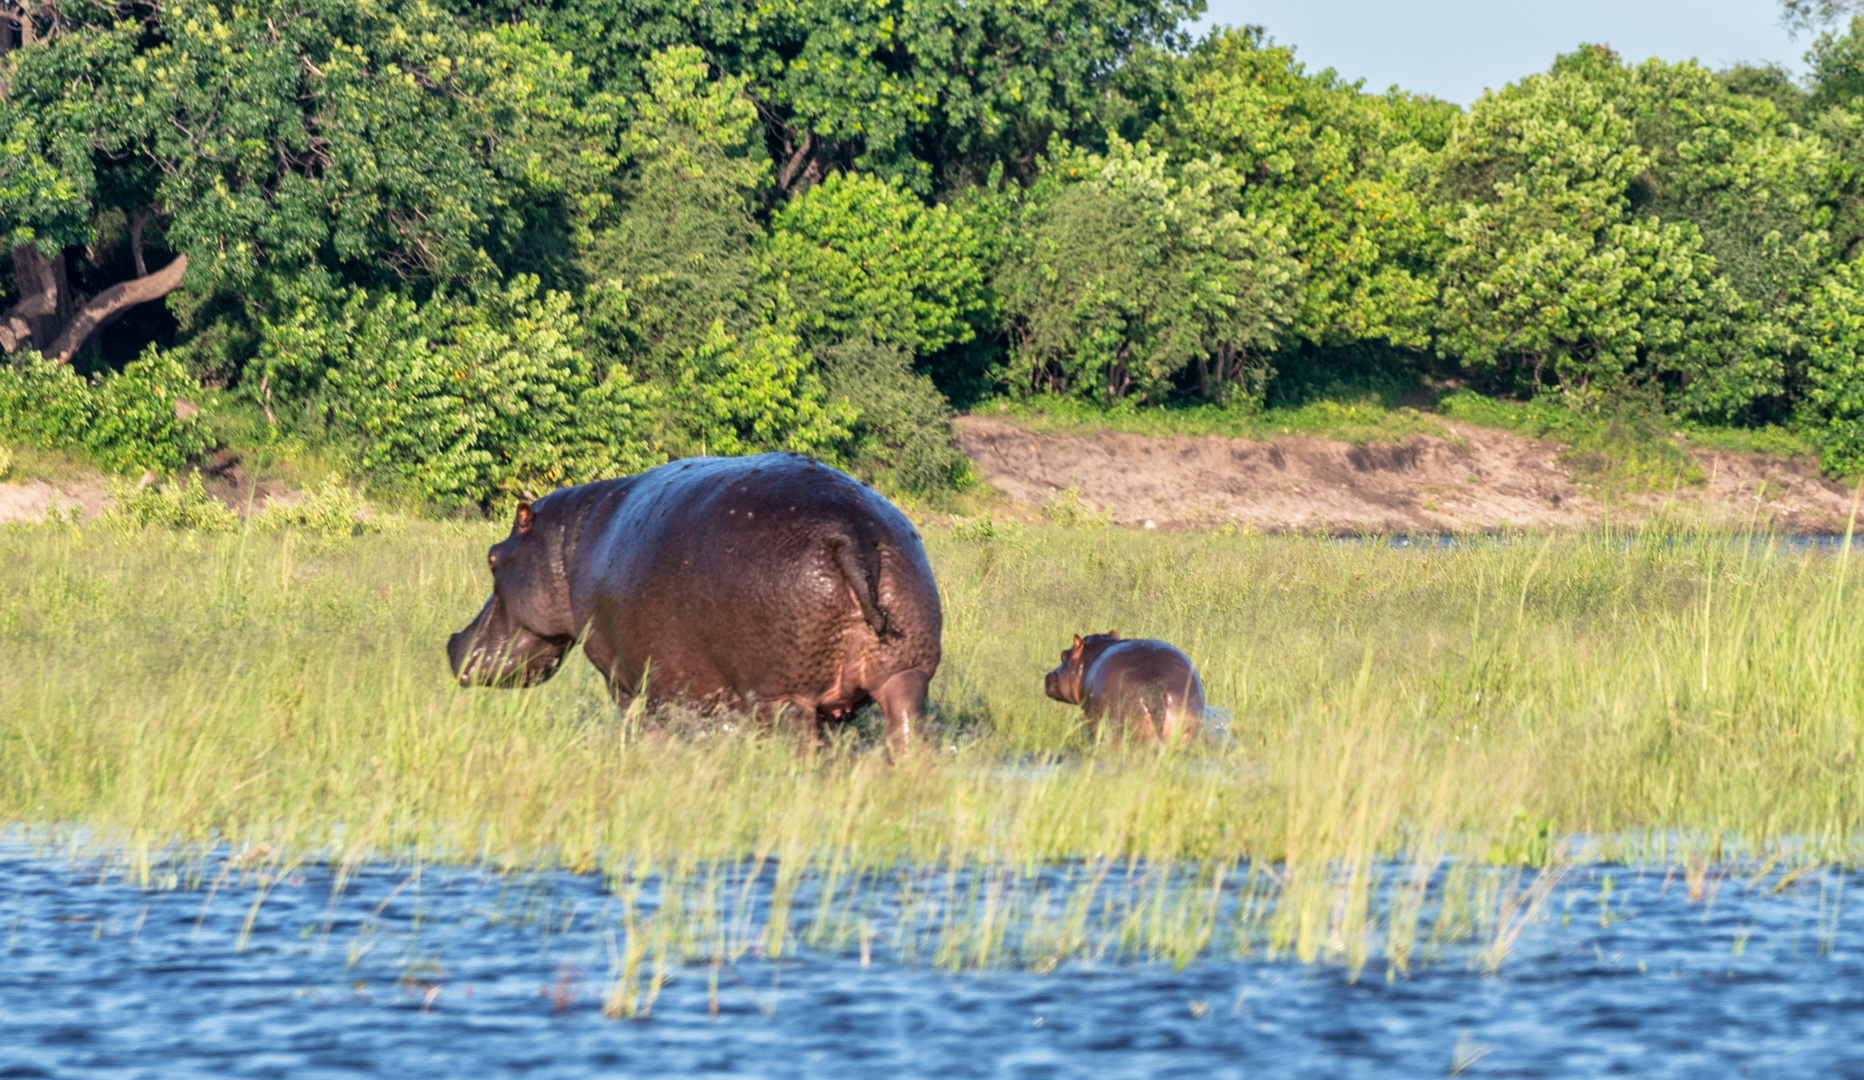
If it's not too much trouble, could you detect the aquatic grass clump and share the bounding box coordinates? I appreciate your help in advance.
[2,520,1864,974]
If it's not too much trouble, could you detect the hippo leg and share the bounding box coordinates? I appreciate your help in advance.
[1081,700,1108,746]
[872,669,932,758]
[783,701,825,749]
[750,698,823,751]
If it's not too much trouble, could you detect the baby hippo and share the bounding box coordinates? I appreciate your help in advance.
[1044,632,1205,745]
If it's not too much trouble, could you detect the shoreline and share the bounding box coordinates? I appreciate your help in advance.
[955,414,1862,536]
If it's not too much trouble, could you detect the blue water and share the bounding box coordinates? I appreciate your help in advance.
[4,849,1863,1078]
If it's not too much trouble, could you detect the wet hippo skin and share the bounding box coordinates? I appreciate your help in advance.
[449,452,943,753]
[1045,632,1204,745]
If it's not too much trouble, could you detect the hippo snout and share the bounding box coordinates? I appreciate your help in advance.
[447,629,471,680]
[449,595,572,688]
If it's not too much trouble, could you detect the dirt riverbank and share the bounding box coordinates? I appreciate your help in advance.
[0,449,300,526]
[5,419,1854,533]
[955,414,1860,535]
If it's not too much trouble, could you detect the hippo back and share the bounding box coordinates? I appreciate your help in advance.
[566,453,941,709]
[1082,639,1205,745]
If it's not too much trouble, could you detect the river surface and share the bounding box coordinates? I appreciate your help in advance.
[3,847,1863,1079]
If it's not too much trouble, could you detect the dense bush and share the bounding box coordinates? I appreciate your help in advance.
[1149,27,1452,355]
[105,472,241,533]
[0,352,214,474]
[251,476,382,541]
[996,138,1300,403]
[259,279,661,507]
[1802,259,1864,475]
[820,338,971,493]
[766,172,994,356]
[674,317,853,459]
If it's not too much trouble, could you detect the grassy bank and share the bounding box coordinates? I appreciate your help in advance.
[4,520,1863,976]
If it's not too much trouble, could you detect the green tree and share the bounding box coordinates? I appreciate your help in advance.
[485,0,1203,191]
[674,315,853,458]
[0,0,611,377]
[1434,65,1766,415]
[996,137,1300,402]
[764,171,992,357]
[0,348,214,473]
[1548,46,1833,413]
[259,277,660,507]
[819,336,969,493]
[1800,256,1864,474]
[1148,27,1453,356]
[581,46,770,377]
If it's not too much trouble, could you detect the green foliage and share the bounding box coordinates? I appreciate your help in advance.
[766,173,993,357]
[504,0,1202,188]
[251,476,383,542]
[88,352,219,474]
[997,138,1301,403]
[0,352,214,474]
[1150,27,1451,353]
[583,47,771,375]
[1810,16,1864,112]
[105,472,241,533]
[1434,64,1762,415]
[1041,486,1111,528]
[0,354,93,449]
[0,445,12,481]
[674,318,853,458]
[819,338,970,493]
[1801,258,1864,476]
[1602,53,1832,319]
[260,278,661,507]
[1,0,615,298]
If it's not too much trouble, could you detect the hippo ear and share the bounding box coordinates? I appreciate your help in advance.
[514,502,535,537]
[1106,630,1120,639]
[1071,634,1084,652]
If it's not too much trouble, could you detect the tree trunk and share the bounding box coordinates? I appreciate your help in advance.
[0,244,63,354]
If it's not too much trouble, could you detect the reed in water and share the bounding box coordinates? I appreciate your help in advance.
[2,518,1861,979]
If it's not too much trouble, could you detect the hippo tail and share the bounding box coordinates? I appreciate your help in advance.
[830,534,894,639]
[1148,667,1204,742]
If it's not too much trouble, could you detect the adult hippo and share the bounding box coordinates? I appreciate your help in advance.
[447,453,943,752]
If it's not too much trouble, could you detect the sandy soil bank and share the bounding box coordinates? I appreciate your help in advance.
[955,415,1860,535]
[0,450,301,526]
[0,477,109,524]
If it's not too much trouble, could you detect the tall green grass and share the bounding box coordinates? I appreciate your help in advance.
[3,519,1862,977]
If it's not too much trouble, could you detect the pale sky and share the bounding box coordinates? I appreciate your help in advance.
[1191,0,1812,104]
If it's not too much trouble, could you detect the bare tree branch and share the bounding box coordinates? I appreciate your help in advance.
[776,129,813,193]
[129,209,149,277]
[45,252,187,364]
